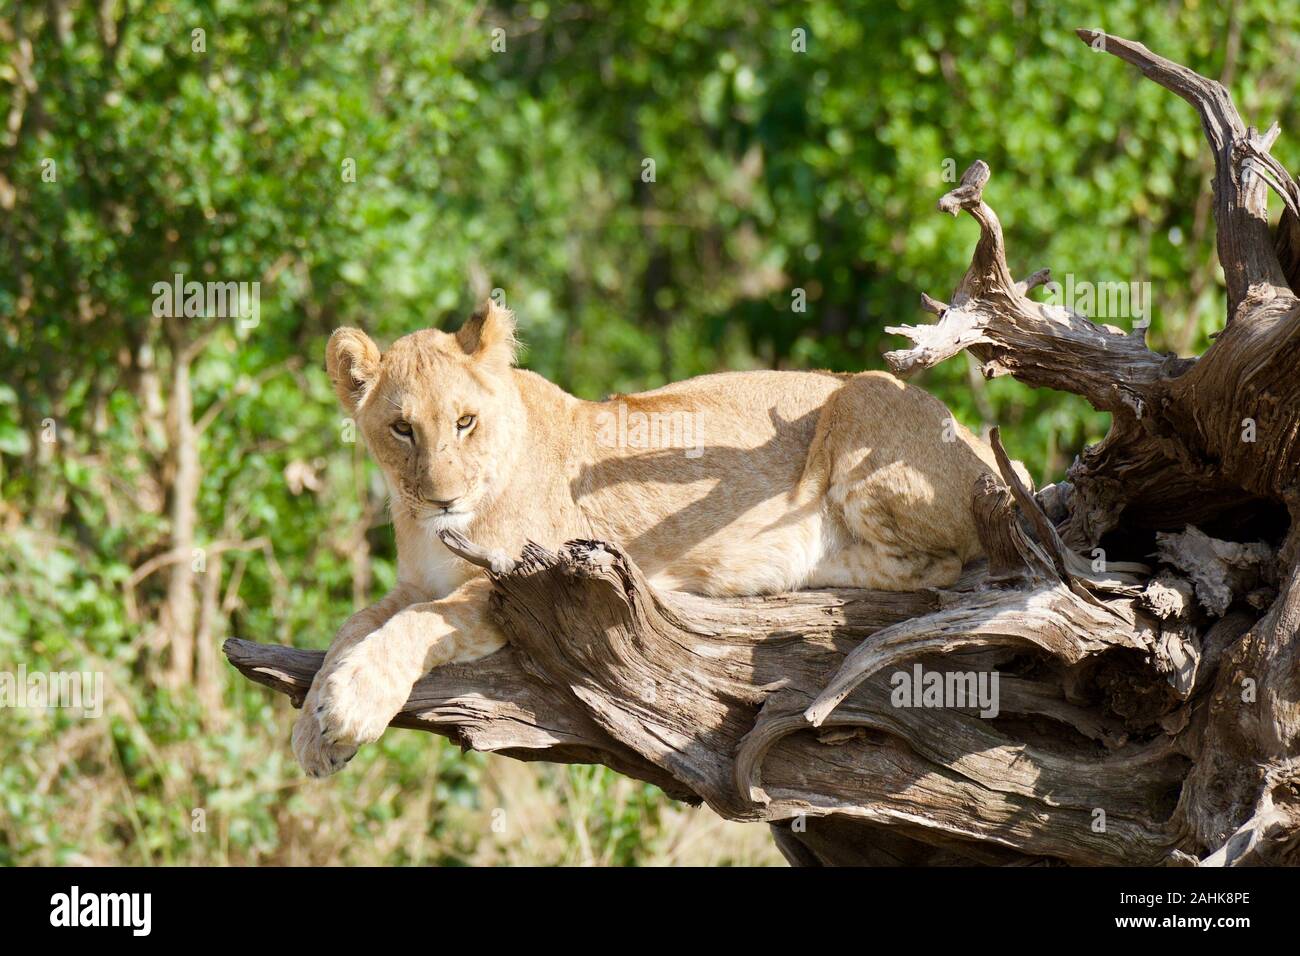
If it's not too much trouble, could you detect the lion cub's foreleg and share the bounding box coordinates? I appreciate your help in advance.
[292,577,503,777]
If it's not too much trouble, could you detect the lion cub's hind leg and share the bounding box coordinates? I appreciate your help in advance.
[808,539,964,591]
[805,372,988,592]
[808,455,968,590]
[292,576,503,777]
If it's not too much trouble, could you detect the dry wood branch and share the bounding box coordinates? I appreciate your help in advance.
[1276,207,1300,296]
[224,635,697,801]
[888,31,1300,547]
[1077,29,1293,313]
[885,160,1179,418]
[1067,33,1300,518]
[1155,527,1276,617]
[227,503,1291,865]
[1179,519,1300,858]
[228,500,1286,865]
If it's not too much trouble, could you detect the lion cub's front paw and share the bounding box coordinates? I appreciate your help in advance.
[291,709,359,778]
[293,646,412,777]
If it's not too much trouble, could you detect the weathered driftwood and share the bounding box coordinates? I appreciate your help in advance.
[226,30,1300,865]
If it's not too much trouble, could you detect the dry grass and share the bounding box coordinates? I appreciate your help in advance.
[3,691,784,866]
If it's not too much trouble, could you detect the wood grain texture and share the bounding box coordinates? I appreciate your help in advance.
[223,485,1269,865]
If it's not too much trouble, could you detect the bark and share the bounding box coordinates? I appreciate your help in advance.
[227,30,1300,865]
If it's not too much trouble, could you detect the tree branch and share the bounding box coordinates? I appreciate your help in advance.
[885,160,1182,418]
[1076,29,1294,315]
[227,510,1276,865]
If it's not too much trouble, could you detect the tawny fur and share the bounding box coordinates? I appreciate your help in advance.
[292,301,1013,776]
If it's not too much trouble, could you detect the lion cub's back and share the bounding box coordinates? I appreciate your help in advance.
[575,369,847,573]
[622,367,850,436]
[587,368,1000,595]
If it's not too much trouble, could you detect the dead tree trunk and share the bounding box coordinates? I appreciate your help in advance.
[226,30,1300,865]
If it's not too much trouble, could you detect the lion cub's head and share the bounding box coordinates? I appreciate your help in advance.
[326,301,522,532]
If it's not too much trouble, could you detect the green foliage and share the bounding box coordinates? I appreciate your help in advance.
[2,0,1298,864]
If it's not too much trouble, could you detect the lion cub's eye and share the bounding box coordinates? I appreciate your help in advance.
[390,420,414,439]
[456,414,476,432]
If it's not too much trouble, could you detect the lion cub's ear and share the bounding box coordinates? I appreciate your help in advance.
[326,327,382,413]
[456,299,518,368]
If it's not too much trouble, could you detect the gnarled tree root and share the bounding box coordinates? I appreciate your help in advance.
[225,458,1277,866]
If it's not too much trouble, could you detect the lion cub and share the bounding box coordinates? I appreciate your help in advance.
[292,301,1006,776]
